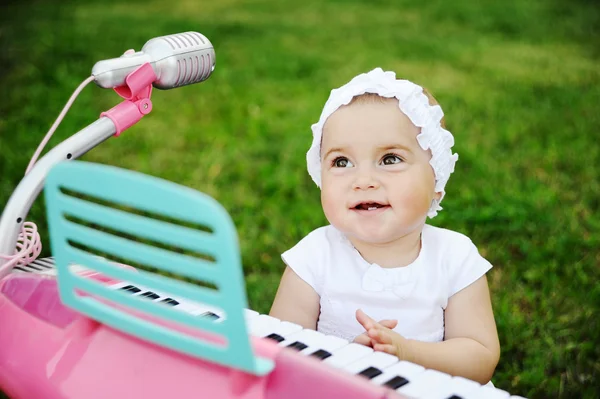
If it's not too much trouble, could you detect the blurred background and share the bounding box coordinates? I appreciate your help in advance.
[0,0,598,397]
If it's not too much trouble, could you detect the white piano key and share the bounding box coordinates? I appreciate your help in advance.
[279,329,325,351]
[255,320,303,340]
[301,334,349,357]
[248,314,282,335]
[397,369,452,397]
[244,309,260,321]
[464,385,510,399]
[23,262,45,272]
[32,258,55,268]
[38,268,58,276]
[109,281,132,290]
[422,376,481,399]
[371,360,425,388]
[323,342,374,368]
[16,264,44,273]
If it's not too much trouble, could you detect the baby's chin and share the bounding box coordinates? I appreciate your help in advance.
[341,227,401,247]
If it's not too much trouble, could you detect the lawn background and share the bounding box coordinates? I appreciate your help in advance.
[0,0,598,398]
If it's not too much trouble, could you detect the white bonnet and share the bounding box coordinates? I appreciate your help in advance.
[306,67,459,218]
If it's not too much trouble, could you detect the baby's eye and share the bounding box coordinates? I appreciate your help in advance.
[332,157,353,168]
[381,154,403,165]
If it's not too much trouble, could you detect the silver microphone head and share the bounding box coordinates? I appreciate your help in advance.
[92,32,216,90]
[143,32,215,89]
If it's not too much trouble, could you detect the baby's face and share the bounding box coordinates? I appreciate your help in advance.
[320,98,440,245]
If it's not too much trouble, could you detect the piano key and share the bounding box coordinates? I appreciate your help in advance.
[32,258,55,268]
[422,376,480,399]
[24,263,44,271]
[310,349,332,360]
[280,329,349,358]
[256,320,303,340]
[279,329,316,347]
[371,359,425,387]
[120,285,142,294]
[382,375,409,390]
[323,342,373,368]
[280,329,349,357]
[248,314,282,335]
[358,366,383,379]
[140,291,160,300]
[159,297,180,306]
[182,302,222,317]
[265,333,285,343]
[300,333,348,356]
[287,341,308,351]
[244,309,260,320]
[397,369,452,397]
[344,351,399,378]
[109,281,131,290]
[199,311,220,320]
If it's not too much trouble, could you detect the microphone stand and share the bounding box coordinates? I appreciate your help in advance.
[0,63,157,278]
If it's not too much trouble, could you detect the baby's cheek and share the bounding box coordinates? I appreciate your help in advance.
[320,186,340,221]
[394,185,432,214]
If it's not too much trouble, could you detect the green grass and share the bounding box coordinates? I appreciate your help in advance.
[0,0,599,397]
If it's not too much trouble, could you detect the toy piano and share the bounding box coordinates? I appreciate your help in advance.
[0,32,526,399]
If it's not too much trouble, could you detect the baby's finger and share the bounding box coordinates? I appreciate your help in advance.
[355,309,375,331]
[368,327,394,345]
[378,319,398,329]
[353,333,372,346]
[373,343,397,356]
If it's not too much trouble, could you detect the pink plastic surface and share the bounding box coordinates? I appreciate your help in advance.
[0,274,407,399]
[99,62,156,137]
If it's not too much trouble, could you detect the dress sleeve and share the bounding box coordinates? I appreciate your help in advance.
[281,228,326,295]
[447,239,493,298]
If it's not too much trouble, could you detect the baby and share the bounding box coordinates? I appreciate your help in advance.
[269,68,500,384]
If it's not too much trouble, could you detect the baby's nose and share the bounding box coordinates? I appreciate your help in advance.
[352,168,380,190]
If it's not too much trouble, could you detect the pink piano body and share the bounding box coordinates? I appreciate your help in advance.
[0,272,404,399]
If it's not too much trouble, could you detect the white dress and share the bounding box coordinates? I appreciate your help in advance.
[281,224,493,343]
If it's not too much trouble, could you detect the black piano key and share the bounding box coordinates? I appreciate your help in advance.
[383,375,409,389]
[119,285,142,294]
[32,260,53,268]
[358,366,383,380]
[200,311,220,320]
[287,341,308,351]
[26,263,43,271]
[160,298,179,306]
[140,291,160,300]
[265,333,285,343]
[13,267,28,272]
[447,396,463,399]
[310,349,332,360]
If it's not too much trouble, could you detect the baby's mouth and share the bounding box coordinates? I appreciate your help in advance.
[352,202,390,211]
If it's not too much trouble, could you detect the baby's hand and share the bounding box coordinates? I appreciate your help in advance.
[353,318,398,347]
[355,309,408,358]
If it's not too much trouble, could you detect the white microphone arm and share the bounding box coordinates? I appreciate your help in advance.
[0,32,216,272]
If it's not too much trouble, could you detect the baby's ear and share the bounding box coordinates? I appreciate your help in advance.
[434,191,442,201]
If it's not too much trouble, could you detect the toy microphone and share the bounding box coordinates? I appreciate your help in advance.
[92,31,215,90]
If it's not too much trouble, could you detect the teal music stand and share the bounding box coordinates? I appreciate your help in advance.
[44,160,273,376]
